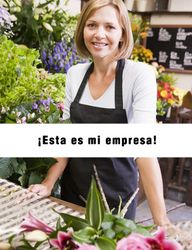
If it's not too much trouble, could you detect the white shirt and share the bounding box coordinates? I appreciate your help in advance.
[63,59,157,123]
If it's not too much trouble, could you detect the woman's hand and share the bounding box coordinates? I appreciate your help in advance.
[28,183,52,197]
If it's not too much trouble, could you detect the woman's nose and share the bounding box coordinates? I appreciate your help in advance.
[95,26,106,39]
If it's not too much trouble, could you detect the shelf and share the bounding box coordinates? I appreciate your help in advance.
[130,10,192,15]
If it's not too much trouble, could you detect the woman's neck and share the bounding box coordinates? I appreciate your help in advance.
[92,59,117,78]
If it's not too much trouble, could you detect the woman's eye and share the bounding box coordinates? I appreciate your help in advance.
[107,25,115,30]
[87,23,96,28]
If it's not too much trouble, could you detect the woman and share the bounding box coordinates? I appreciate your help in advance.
[29,0,170,225]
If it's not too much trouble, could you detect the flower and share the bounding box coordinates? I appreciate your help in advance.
[25,230,48,242]
[146,227,183,250]
[116,234,151,250]
[41,38,87,74]
[49,231,77,250]
[157,79,180,116]
[20,212,53,234]
[131,45,153,63]
[10,179,182,250]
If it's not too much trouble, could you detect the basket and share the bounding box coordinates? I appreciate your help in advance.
[0,178,83,249]
[166,221,192,250]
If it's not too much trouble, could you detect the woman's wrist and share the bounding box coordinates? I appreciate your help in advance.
[41,179,54,192]
[154,215,170,226]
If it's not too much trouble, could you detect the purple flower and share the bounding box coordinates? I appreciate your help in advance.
[20,212,53,234]
[49,231,76,250]
[32,102,39,110]
[41,50,47,61]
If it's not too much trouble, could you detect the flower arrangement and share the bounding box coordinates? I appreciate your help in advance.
[129,13,149,44]
[131,45,153,63]
[8,172,182,250]
[0,98,65,124]
[151,63,184,116]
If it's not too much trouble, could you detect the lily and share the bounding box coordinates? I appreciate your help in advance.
[49,231,78,250]
[20,212,53,234]
[146,227,183,250]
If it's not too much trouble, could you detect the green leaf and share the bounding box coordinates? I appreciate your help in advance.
[58,213,89,231]
[72,226,96,244]
[0,158,13,178]
[85,178,105,230]
[95,237,116,250]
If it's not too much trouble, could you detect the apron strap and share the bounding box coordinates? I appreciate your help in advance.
[74,63,94,103]
[115,59,125,109]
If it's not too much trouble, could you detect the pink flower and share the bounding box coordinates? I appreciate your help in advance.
[78,244,98,250]
[57,102,64,111]
[146,227,183,250]
[49,231,76,250]
[116,234,152,250]
[20,212,53,234]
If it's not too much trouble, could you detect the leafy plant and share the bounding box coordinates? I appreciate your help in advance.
[129,13,149,44]
[9,178,157,250]
[8,177,182,249]
[0,35,66,111]
[2,0,77,50]
[0,98,65,123]
[0,158,56,188]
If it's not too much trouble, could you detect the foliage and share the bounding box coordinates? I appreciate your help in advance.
[41,38,87,74]
[2,0,77,50]
[0,98,65,123]
[0,157,56,188]
[129,13,149,44]
[0,6,13,37]
[8,178,182,249]
[0,35,66,111]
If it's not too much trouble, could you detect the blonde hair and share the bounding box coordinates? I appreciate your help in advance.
[75,0,134,60]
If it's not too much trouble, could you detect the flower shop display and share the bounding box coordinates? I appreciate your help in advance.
[5,174,182,250]
[129,13,149,44]
[1,0,76,50]
[0,35,66,123]
[153,65,185,117]
[131,45,153,63]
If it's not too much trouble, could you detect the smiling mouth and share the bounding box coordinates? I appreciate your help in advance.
[92,42,108,48]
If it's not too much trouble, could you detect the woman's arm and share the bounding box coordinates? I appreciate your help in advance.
[29,158,68,197]
[136,157,170,226]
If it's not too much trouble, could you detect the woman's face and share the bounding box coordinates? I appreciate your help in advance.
[83,5,123,61]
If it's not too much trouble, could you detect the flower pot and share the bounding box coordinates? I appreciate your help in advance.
[124,0,135,11]
[135,0,155,12]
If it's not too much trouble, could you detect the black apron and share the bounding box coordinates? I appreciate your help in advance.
[61,59,138,219]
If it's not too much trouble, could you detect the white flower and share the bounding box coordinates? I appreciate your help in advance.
[25,230,48,242]
[1,106,6,114]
